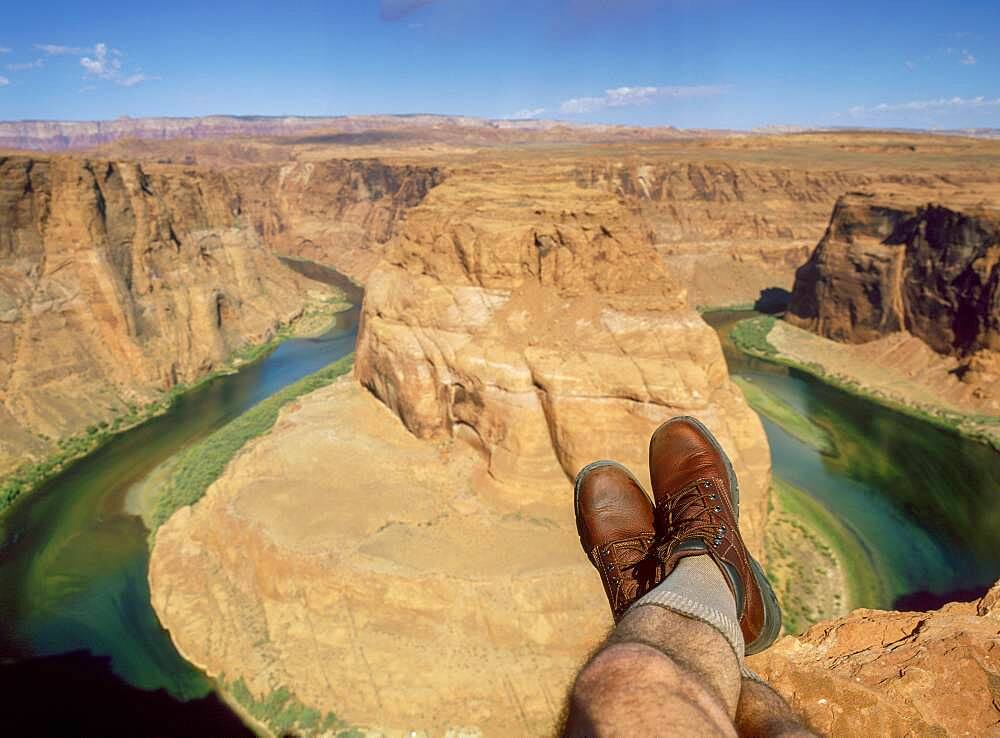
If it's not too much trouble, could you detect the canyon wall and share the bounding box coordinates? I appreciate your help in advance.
[230,159,443,281]
[787,194,999,356]
[574,160,963,308]
[355,161,772,552]
[0,155,326,474]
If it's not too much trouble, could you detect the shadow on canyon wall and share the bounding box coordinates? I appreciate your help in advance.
[754,287,792,314]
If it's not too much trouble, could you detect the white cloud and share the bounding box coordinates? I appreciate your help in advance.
[33,41,157,86]
[80,43,121,79]
[0,76,9,87]
[0,47,11,54]
[119,72,157,87]
[509,107,546,119]
[560,84,728,114]
[6,59,44,71]
[848,96,1000,115]
[960,50,976,65]
[35,43,90,55]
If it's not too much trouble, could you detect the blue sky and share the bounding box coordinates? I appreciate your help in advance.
[0,0,997,129]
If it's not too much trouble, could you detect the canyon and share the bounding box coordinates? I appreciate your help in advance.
[0,155,318,476]
[788,194,999,357]
[153,155,773,735]
[2,124,1000,736]
[0,153,442,478]
[784,193,1000,437]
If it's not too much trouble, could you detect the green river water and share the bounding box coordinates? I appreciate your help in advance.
[0,259,361,735]
[0,293,997,735]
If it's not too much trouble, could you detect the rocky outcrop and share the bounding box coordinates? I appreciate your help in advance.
[229,159,443,281]
[355,162,772,553]
[787,194,1000,356]
[749,580,1000,738]
[0,155,329,474]
[574,161,993,309]
[149,157,774,736]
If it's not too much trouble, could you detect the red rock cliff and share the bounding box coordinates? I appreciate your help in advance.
[787,193,999,356]
[0,155,325,473]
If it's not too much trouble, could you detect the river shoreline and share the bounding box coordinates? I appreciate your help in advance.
[730,315,1000,451]
[0,289,351,520]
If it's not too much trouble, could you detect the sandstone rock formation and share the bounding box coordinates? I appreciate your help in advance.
[574,160,965,308]
[354,161,772,552]
[787,193,999,356]
[143,133,1000,735]
[229,159,443,280]
[0,155,328,474]
[151,157,774,736]
[749,579,1000,738]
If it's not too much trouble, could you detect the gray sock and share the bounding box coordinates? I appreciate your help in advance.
[630,554,755,678]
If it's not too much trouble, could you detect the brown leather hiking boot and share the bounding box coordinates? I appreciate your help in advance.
[649,416,782,655]
[574,460,663,622]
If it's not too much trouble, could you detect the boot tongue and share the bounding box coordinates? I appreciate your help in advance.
[660,538,746,615]
[674,538,709,555]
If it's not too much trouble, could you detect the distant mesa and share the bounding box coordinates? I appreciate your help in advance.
[0,113,696,151]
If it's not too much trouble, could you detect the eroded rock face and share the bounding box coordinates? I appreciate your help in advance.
[787,194,1000,356]
[355,163,772,553]
[0,155,325,473]
[748,580,1000,738]
[230,159,444,281]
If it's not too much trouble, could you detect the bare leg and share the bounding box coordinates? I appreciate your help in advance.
[735,678,819,738]
[563,605,742,737]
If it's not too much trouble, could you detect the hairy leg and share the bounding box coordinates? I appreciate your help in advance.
[563,605,742,737]
[735,678,819,738]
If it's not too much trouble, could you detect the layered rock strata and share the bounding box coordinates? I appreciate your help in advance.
[575,161,978,308]
[788,194,999,356]
[354,163,772,551]
[749,580,1000,738]
[229,159,443,280]
[151,162,774,734]
[0,155,327,474]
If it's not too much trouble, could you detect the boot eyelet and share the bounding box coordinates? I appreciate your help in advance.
[713,506,721,513]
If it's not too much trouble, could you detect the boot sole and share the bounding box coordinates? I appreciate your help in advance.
[655,416,783,655]
[746,557,783,655]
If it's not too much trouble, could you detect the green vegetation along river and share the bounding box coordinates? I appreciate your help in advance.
[705,309,1000,614]
[0,259,361,736]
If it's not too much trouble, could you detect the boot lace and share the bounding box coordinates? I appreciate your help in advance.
[653,484,725,563]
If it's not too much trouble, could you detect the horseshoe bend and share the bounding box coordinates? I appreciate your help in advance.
[1,119,999,737]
